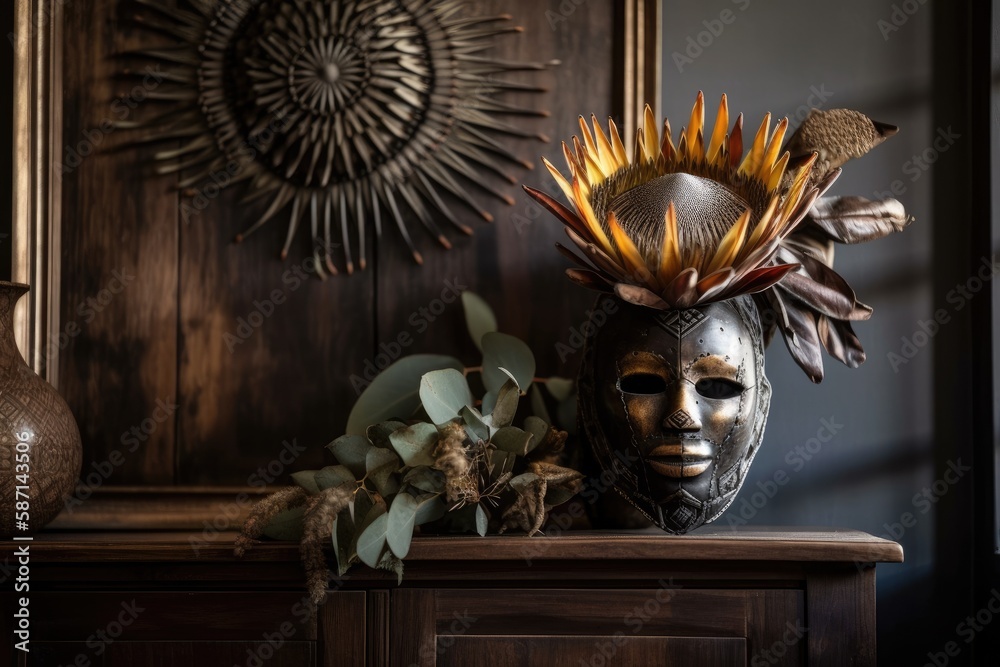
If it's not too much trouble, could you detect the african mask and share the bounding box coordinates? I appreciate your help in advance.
[527,93,912,533]
[579,295,770,532]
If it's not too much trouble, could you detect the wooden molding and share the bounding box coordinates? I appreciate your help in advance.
[621,0,662,140]
[13,0,63,385]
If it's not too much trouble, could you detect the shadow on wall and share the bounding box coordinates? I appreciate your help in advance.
[660,0,934,664]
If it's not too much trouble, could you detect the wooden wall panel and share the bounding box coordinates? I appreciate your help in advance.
[374,0,614,382]
[176,186,373,484]
[53,0,624,489]
[57,0,179,485]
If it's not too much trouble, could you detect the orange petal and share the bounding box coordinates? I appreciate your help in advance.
[685,91,705,157]
[542,157,575,204]
[573,179,615,257]
[658,201,682,284]
[729,114,744,169]
[708,94,729,162]
[767,152,790,192]
[608,118,630,166]
[591,115,620,172]
[706,208,752,274]
[738,113,771,178]
[643,105,659,161]
[661,119,676,162]
[757,117,788,182]
[608,211,655,285]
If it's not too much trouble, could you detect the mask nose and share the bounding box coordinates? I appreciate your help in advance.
[662,381,702,433]
[663,408,701,433]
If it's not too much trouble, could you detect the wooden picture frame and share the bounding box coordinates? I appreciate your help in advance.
[12,0,662,529]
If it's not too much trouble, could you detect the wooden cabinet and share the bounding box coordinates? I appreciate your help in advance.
[0,528,901,666]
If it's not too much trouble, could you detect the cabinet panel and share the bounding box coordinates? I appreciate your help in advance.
[22,641,315,667]
[391,588,804,667]
[437,636,745,667]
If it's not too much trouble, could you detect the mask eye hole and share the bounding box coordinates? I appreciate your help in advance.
[695,378,745,399]
[619,373,667,395]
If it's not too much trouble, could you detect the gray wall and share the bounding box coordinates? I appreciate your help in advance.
[661,0,935,662]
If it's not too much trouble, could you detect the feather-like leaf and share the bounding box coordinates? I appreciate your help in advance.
[805,196,912,244]
[615,283,670,310]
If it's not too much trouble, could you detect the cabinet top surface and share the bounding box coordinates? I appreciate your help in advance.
[3,527,903,563]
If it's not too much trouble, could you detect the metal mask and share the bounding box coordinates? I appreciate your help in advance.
[579,295,771,533]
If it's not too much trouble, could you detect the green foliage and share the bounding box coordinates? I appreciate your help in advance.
[257,291,583,585]
[346,355,463,434]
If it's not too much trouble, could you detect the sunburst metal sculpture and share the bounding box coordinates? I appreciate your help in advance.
[120,0,553,275]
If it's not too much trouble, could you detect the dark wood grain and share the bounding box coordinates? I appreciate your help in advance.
[366,590,390,667]
[25,592,318,642]
[318,591,367,667]
[432,589,750,637]
[390,589,437,667]
[106,641,315,667]
[747,589,807,667]
[437,635,746,667]
[57,0,178,485]
[373,0,612,383]
[806,567,877,667]
[176,186,373,484]
[2,528,904,564]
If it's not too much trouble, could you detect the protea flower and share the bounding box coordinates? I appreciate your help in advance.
[526,93,911,382]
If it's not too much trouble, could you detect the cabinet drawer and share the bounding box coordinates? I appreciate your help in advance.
[391,588,804,666]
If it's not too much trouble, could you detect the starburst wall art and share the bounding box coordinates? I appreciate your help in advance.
[118,0,553,275]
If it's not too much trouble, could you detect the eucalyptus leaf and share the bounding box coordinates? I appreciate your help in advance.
[524,416,549,454]
[461,291,498,351]
[413,494,447,526]
[475,504,489,537]
[489,449,516,480]
[327,435,371,478]
[387,492,419,559]
[357,511,389,568]
[482,332,536,395]
[481,391,498,414]
[346,355,464,435]
[461,405,490,443]
[420,369,474,426]
[262,506,305,541]
[315,465,355,491]
[489,379,520,429]
[366,447,401,497]
[545,377,575,402]
[389,423,439,467]
[491,426,533,455]
[366,420,407,450]
[332,506,355,576]
[404,467,446,494]
[529,383,553,424]
[351,494,385,558]
[290,471,321,494]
